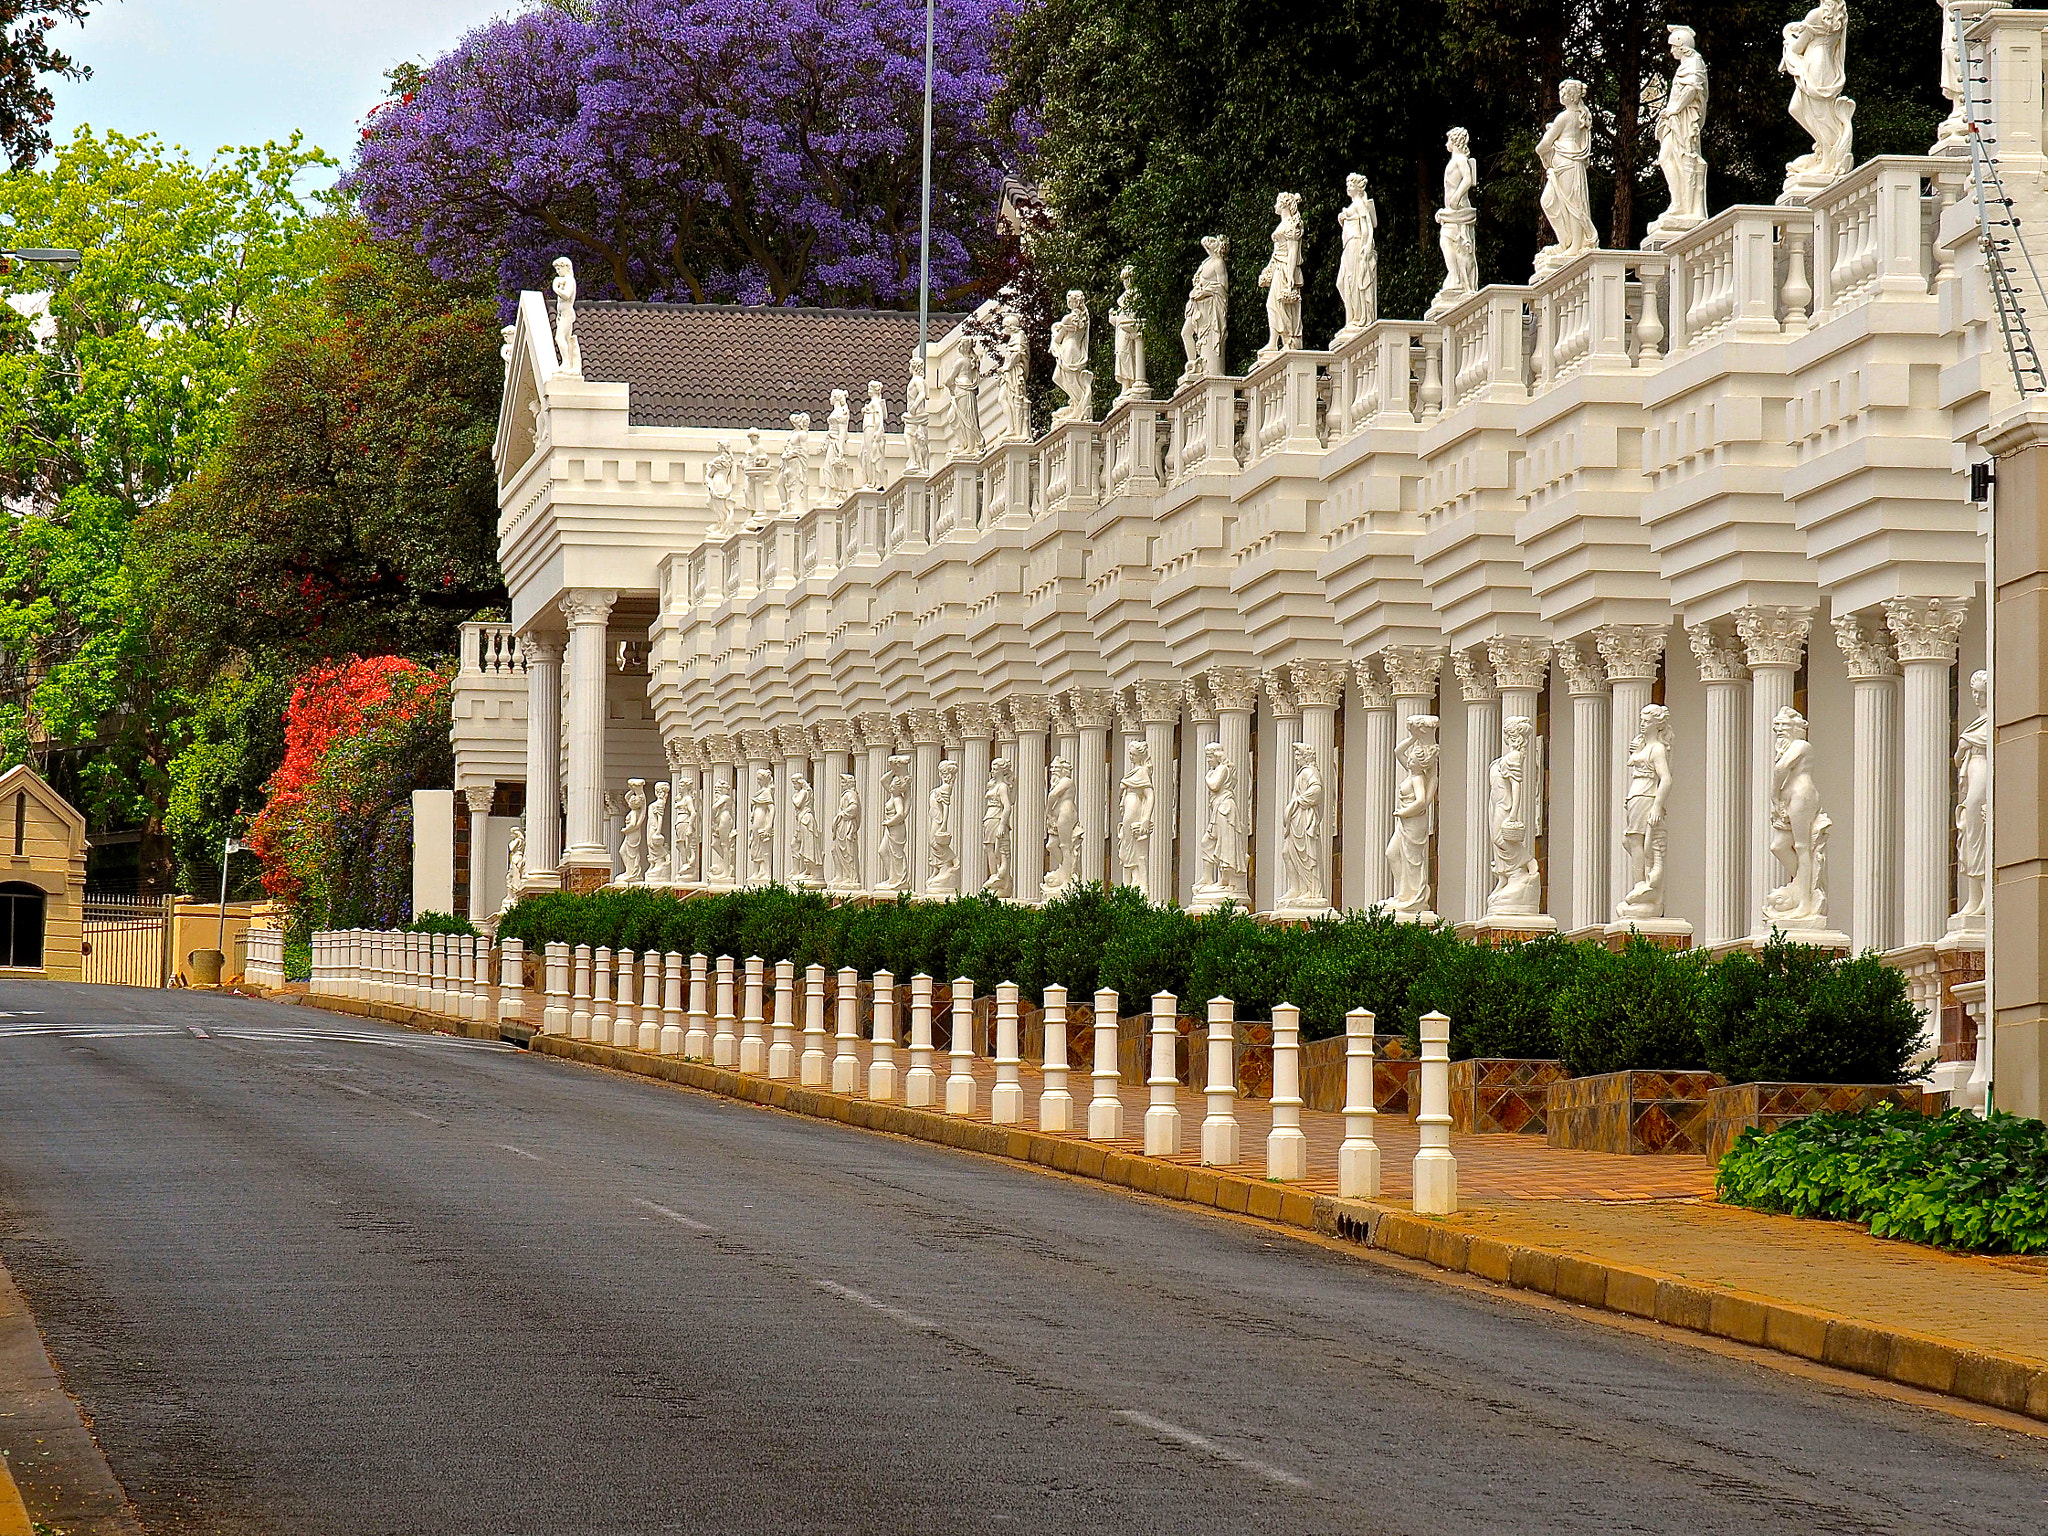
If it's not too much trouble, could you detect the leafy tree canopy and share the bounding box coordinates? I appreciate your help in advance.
[0,2,99,170]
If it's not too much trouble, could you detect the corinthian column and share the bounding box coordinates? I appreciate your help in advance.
[519,631,564,886]
[1137,681,1182,904]
[1205,667,1259,911]
[1181,679,1218,906]
[1453,649,1499,923]
[1596,625,1665,923]
[560,588,618,886]
[907,709,945,894]
[1382,646,1444,909]
[1007,697,1051,904]
[857,713,896,892]
[954,703,997,896]
[1689,626,1749,944]
[1886,596,1972,945]
[1834,613,1902,952]
[1736,605,1813,934]
[1261,670,1301,915]
[463,785,494,918]
[1556,639,1609,932]
[1352,658,1394,910]
[1069,688,1117,886]
[1288,660,1347,914]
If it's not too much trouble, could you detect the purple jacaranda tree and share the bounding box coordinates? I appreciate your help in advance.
[347,0,1021,311]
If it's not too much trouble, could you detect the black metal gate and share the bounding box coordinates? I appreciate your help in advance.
[81,892,171,987]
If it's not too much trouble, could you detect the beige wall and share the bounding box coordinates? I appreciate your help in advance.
[170,900,278,986]
[0,766,86,983]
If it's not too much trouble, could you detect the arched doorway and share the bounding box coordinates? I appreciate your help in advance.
[0,881,46,969]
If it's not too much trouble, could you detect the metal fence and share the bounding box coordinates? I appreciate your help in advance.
[81,892,172,987]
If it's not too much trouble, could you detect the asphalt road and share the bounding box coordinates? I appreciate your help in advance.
[0,982,2042,1535]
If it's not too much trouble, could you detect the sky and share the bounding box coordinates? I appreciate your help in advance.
[46,0,504,175]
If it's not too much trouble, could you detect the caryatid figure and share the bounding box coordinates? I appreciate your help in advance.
[1428,129,1480,320]
[1386,714,1439,918]
[1258,191,1304,358]
[646,781,672,885]
[1195,742,1248,903]
[1335,172,1378,340]
[1115,740,1154,888]
[859,380,888,488]
[1761,706,1833,928]
[926,760,960,896]
[1277,741,1327,911]
[746,767,775,885]
[1953,669,1988,926]
[1109,264,1149,403]
[620,778,648,885]
[1050,289,1094,424]
[877,755,912,892]
[708,779,736,881]
[1486,717,1544,917]
[1644,26,1709,246]
[1178,235,1230,388]
[672,776,700,883]
[982,757,1015,898]
[1534,79,1597,277]
[1042,755,1081,898]
[1617,705,1675,921]
[830,773,862,891]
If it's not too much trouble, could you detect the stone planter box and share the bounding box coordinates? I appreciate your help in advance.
[1546,1070,1726,1154]
[1303,1034,1416,1115]
[1422,1058,1566,1134]
[1699,1081,1927,1163]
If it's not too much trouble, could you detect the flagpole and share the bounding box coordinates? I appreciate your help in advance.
[917,0,935,374]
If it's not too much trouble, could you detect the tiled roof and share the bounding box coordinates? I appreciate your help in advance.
[571,301,967,432]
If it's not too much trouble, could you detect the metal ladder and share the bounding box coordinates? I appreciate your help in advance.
[1958,11,2048,396]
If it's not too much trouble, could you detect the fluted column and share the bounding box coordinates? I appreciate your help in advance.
[1137,681,1182,904]
[1886,597,1971,944]
[955,703,996,896]
[560,589,618,880]
[1737,606,1813,934]
[1008,697,1051,904]
[1349,659,1394,910]
[1596,626,1664,924]
[1288,660,1346,914]
[1835,613,1902,952]
[908,709,945,895]
[1069,688,1116,886]
[1382,646,1444,910]
[817,720,856,892]
[1207,667,1259,909]
[463,785,493,919]
[1261,670,1301,915]
[1453,649,1499,923]
[704,735,738,889]
[671,740,704,884]
[738,730,776,886]
[519,631,564,883]
[1181,679,1218,906]
[1687,627,1749,944]
[778,726,813,886]
[1557,640,1609,932]
[857,713,896,893]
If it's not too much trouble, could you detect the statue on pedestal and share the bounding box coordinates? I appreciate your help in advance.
[502,821,526,915]
[620,779,648,885]
[1195,742,1248,903]
[708,779,736,881]
[1953,670,1989,927]
[1258,192,1304,358]
[859,380,888,487]
[823,389,854,500]
[779,413,812,517]
[1051,290,1094,424]
[878,755,912,892]
[646,781,672,885]
[1335,173,1379,341]
[948,352,984,458]
[1779,0,1856,204]
[1761,706,1833,927]
[904,376,931,475]
[1617,705,1675,920]
[983,757,1015,897]
[1644,27,1709,246]
[1110,264,1149,404]
[1386,714,1440,917]
[1178,235,1230,389]
[1116,740,1154,887]
[746,767,775,884]
[1428,129,1480,319]
[926,760,960,896]
[789,769,822,886]
[1277,741,1327,910]
[551,256,581,375]
[1486,717,1544,917]
[1042,755,1080,898]
[706,439,737,532]
[1534,80,1597,277]
[673,778,700,882]
[998,284,1031,442]
[830,774,862,890]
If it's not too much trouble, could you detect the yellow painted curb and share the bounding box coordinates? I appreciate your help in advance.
[0,1454,32,1536]
[288,992,2048,1424]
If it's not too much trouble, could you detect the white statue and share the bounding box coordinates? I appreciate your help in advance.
[1535,79,1598,277]
[878,755,912,892]
[1428,128,1480,320]
[1644,27,1709,246]
[1043,754,1080,898]
[620,778,648,885]
[926,759,960,896]
[673,777,700,883]
[1779,0,1855,205]
[779,413,812,517]
[923,364,957,467]
[499,324,516,366]
[1051,289,1094,424]
[998,286,1032,442]
[1762,706,1833,927]
[1335,173,1379,341]
[1178,235,1230,389]
[1617,705,1675,920]
[746,767,775,884]
[904,375,931,475]
[551,256,581,375]
[706,439,738,531]
[1487,717,1544,917]
[1954,669,1989,926]
[831,773,862,890]
[1386,714,1440,917]
[1195,742,1248,903]
[947,351,983,458]
[1936,0,1972,154]
[823,389,854,499]
[1109,264,1149,403]
[1277,741,1326,910]
[646,780,672,885]
[982,757,1015,897]
[788,769,823,886]
[501,820,526,915]
[1258,191,1304,358]
[742,427,773,529]
[708,779,735,881]
[859,380,888,487]
[1116,740,1154,887]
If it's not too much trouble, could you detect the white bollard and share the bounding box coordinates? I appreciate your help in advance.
[1144,991,1182,1157]
[1412,1010,1458,1214]
[542,941,568,1033]
[571,944,594,1038]
[868,969,899,1100]
[832,967,861,1093]
[1038,983,1073,1132]
[1200,995,1241,1166]
[1266,1002,1308,1180]
[614,950,638,1045]
[739,957,768,1073]
[768,959,797,1079]
[991,981,1023,1124]
[1338,1008,1381,1199]
[497,937,524,1027]
[591,946,614,1045]
[905,973,937,1107]
[945,977,978,1115]
[711,954,738,1065]
[638,948,663,1050]
[686,953,712,1057]
[659,951,685,1054]
[801,964,829,1087]
[457,936,476,1020]
[431,934,448,1013]
[473,938,492,1022]
[1088,989,1124,1141]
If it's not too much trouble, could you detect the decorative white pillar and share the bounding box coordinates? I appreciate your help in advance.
[519,631,564,882]
[1337,1007,1380,1199]
[1834,613,1903,953]
[559,588,617,882]
[1144,991,1182,1156]
[1182,680,1219,906]
[1137,681,1181,904]
[857,713,896,893]
[1596,626,1663,924]
[739,730,775,887]
[1886,596,1972,944]
[1688,625,1750,945]
[1412,1010,1457,1214]
[1200,994,1240,1167]
[868,969,898,1102]
[1070,688,1116,886]
[1205,668,1259,909]
[1736,606,1813,934]
[1261,670,1301,915]
[705,736,738,890]
[946,977,978,1115]
[1557,640,1610,931]
[955,703,996,897]
[1265,1002,1308,1180]
[1008,696,1051,904]
[1289,660,1346,914]
[907,709,945,895]
[1454,649,1500,923]
[1353,658,1394,910]
[1087,989,1123,1140]
[1039,982,1073,1131]
[1383,646,1445,912]
[463,786,493,919]
[992,981,1023,1123]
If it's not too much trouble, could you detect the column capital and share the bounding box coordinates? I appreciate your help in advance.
[559,587,618,627]
[1354,656,1392,711]
[1832,613,1901,680]
[1287,658,1348,708]
[1735,604,1813,668]
[667,737,702,772]
[738,729,777,762]
[1066,687,1117,729]
[516,629,564,666]
[1555,638,1609,696]
[1005,694,1053,733]
[463,785,495,815]
[1883,595,1972,664]
[1135,679,1183,724]
[1487,634,1551,693]
[1180,678,1218,724]
[1686,623,1750,683]
[1205,666,1260,714]
[814,719,857,754]
[1261,668,1300,719]
[1380,645,1445,699]
[856,711,897,749]
[776,724,816,759]
[1113,690,1142,734]
[704,733,739,764]
[1593,623,1664,682]
[1453,647,1497,704]
[907,708,948,745]
[952,701,999,740]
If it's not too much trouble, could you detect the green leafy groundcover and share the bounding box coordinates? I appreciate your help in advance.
[1717,1105,2048,1254]
[495,885,1918,1084]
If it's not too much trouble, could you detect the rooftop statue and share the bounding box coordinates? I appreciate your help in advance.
[1644,27,1709,247]
[1109,264,1150,403]
[1178,235,1229,389]
[1051,289,1094,424]
[859,380,887,488]
[1779,0,1855,204]
[1534,80,1597,278]
[1427,129,1479,320]
[1258,191,1304,359]
[1334,173,1378,343]
[551,256,581,376]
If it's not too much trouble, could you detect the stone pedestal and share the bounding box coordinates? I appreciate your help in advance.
[1603,918,1694,951]
[1458,916,1558,946]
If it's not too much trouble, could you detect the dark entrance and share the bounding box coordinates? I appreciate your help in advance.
[0,881,45,969]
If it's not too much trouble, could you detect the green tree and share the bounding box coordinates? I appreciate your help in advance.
[0,2,102,169]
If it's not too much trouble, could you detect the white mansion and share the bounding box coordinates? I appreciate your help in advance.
[445,8,2048,1109]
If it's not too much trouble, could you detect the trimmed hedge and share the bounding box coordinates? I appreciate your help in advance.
[404,911,480,937]
[1717,1105,2048,1254]
[495,886,1920,1085]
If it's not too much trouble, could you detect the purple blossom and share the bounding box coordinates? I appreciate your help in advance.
[346,0,1020,313]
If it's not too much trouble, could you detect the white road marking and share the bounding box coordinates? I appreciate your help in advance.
[631,1197,713,1231]
[811,1277,939,1332]
[187,1025,210,1039]
[1112,1410,1311,1490]
[327,1081,372,1097]
[497,1143,543,1161]
[406,1109,441,1123]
